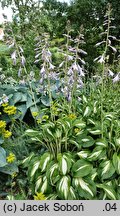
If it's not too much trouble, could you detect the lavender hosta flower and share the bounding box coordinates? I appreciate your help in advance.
[67,68,73,76]
[95,41,106,47]
[49,62,55,70]
[19,79,26,85]
[9,42,15,48]
[78,49,87,55]
[19,46,24,53]
[21,55,26,66]
[18,67,22,77]
[40,65,46,75]
[113,73,120,83]
[2,94,9,103]
[11,50,17,65]
[108,45,117,53]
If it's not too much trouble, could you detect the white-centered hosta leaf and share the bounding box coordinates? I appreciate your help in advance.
[113,153,120,175]
[77,150,90,159]
[88,146,106,161]
[30,160,40,178]
[58,153,72,175]
[40,152,51,172]
[73,177,96,199]
[83,106,91,117]
[97,184,117,200]
[72,159,93,177]
[57,176,71,199]
[35,176,43,193]
[99,160,115,180]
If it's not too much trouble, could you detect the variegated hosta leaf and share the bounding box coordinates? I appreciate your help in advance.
[35,176,43,193]
[22,152,35,167]
[40,152,52,173]
[46,162,60,185]
[46,193,58,200]
[58,153,72,175]
[88,146,106,161]
[80,136,95,147]
[87,118,96,125]
[25,129,40,137]
[28,158,40,180]
[83,95,88,103]
[88,128,102,135]
[113,153,120,175]
[77,150,90,159]
[67,186,77,200]
[57,176,71,199]
[95,138,108,148]
[99,160,115,180]
[40,176,49,194]
[72,177,96,199]
[83,106,91,117]
[72,159,93,177]
[97,184,117,200]
[73,119,86,129]
[57,119,71,131]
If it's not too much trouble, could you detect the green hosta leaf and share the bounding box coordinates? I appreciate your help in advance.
[72,177,96,199]
[77,150,90,159]
[67,186,77,200]
[83,106,91,117]
[35,176,43,193]
[57,176,71,199]
[40,152,52,173]
[95,138,108,148]
[97,184,117,200]
[115,138,120,147]
[88,146,106,161]
[99,160,115,180]
[73,119,86,129]
[72,159,93,178]
[46,162,60,185]
[113,153,120,175]
[69,139,80,148]
[58,153,72,175]
[0,147,7,167]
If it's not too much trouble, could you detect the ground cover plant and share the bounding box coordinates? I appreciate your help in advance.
[0,1,120,200]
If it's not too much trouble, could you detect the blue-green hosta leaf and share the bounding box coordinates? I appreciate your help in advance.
[72,177,96,199]
[0,163,18,175]
[97,184,117,200]
[58,153,72,175]
[88,146,106,161]
[95,138,108,148]
[0,137,4,145]
[35,176,43,193]
[83,106,91,117]
[77,150,90,159]
[99,160,115,180]
[73,119,86,129]
[67,186,77,200]
[72,159,93,178]
[40,152,52,173]
[57,176,71,199]
[0,147,7,167]
[113,153,120,175]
